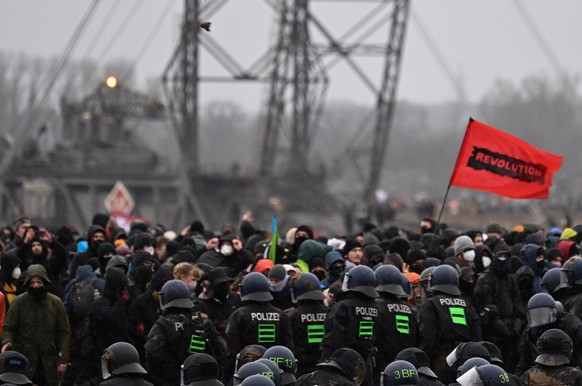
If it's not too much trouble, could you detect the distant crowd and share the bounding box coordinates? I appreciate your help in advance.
[0,212,582,386]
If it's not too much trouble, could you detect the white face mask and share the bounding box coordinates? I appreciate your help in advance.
[482,256,491,268]
[188,281,197,291]
[143,246,155,256]
[220,245,234,256]
[12,267,21,280]
[463,250,476,262]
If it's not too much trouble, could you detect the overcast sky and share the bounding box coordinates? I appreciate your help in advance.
[1,0,580,112]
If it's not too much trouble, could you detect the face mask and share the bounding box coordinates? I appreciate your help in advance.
[312,270,326,281]
[482,256,491,268]
[213,283,230,301]
[188,281,197,291]
[12,267,21,280]
[463,250,476,262]
[330,265,345,277]
[220,245,234,256]
[269,281,286,292]
[28,286,47,301]
[294,237,308,249]
[536,260,546,270]
[143,246,155,256]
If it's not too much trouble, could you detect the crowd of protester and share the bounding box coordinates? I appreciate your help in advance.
[1,212,582,386]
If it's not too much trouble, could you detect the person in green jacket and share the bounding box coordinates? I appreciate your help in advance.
[1,264,70,386]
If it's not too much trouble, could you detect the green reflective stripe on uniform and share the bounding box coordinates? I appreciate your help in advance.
[258,324,276,343]
[449,307,467,325]
[358,321,374,339]
[189,334,205,353]
[307,324,324,343]
[395,315,410,334]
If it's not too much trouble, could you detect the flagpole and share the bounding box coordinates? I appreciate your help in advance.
[427,118,473,252]
[428,183,452,252]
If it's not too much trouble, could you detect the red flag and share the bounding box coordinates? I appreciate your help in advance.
[450,119,563,199]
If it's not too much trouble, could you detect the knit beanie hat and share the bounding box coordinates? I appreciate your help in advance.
[454,235,475,256]
[342,240,362,256]
[268,265,286,281]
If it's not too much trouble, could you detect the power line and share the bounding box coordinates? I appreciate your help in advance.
[80,0,122,61]
[94,0,144,62]
[1,0,102,170]
[410,5,466,103]
[123,1,176,80]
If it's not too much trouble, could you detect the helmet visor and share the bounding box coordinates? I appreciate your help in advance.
[527,307,557,328]
[456,366,483,386]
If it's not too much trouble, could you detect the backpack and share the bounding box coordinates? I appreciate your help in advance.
[66,278,98,322]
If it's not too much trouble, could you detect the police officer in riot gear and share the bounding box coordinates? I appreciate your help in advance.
[226,272,293,382]
[320,265,380,386]
[374,265,419,384]
[520,328,582,385]
[288,272,328,376]
[100,342,153,386]
[419,265,482,383]
[515,292,582,376]
[145,280,226,386]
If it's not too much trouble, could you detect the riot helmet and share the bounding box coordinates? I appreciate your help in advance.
[456,364,509,386]
[535,328,573,366]
[429,265,460,296]
[0,351,32,386]
[341,265,378,298]
[263,345,297,385]
[240,272,273,302]
[181,353,219,385]
[239,375,276,386]
[527,293,557,328]
[256,359,283,386]
[541,268,571,295]
[457,357,489,378]
[375,265,406,296]
[101,342,147,380]
[160,279,194,310]
[381,360,418,386]
[291,272,325,302]
[233,362,274,386]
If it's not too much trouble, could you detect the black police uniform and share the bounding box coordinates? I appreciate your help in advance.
[515,313,582,376]
[226,301,293,377]
[375,292,419,375]
[321,292,380,386]
[288,299,329,376]
[145,308,227,386]
[419,292,482,378]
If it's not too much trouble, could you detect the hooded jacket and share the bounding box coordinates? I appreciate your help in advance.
[2,264,70,386]
[297,240,332,273]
